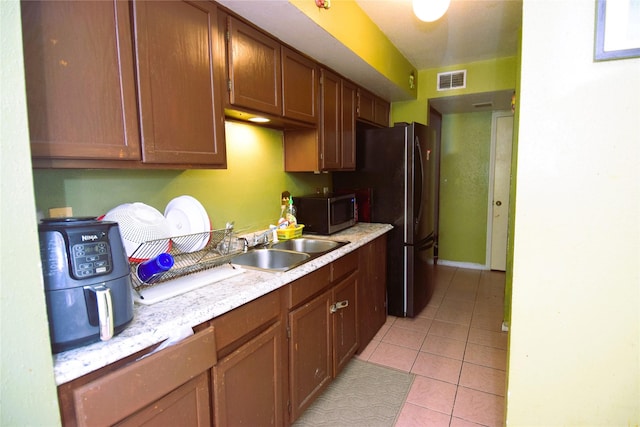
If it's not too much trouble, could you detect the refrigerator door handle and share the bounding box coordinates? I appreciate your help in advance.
[415,137,425,228]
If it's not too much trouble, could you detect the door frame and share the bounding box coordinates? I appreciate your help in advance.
[486,110,514,270]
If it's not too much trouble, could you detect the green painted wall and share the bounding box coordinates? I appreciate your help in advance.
[391,56,518,125]
[1,1,61,424]
[33,121,331,233]
[420,57,518,100]
[290,0,417,98]
[438,112,493,265]
[390,58,518,268]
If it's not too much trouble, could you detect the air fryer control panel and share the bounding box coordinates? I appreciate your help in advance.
[39,219,123,288]
[67,230,113,279]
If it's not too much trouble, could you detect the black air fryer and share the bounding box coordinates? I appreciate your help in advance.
[38,217,134,353]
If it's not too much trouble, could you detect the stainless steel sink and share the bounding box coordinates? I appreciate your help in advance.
[231,249,310,272]
[271,238,344,253]
[230,237,349,272]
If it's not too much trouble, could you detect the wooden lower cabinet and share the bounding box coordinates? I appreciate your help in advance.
[288,258,359,423]
[357,235,388,351]
[56,242,388,426]
[117,373,210,427]
[213,321,283,426]
[332,272,358,375]
[288,289,333,421]
[210,289,285,426]
[64,326,216,427]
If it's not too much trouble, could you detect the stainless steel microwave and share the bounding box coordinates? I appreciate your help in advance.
[293,193,356,235]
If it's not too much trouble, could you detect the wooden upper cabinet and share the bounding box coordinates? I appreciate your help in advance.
[357,88,375,124]
[133,0,226,166]
[374,97,391,127]
[320,69,341,170]
[318,69,356,171]
[21,1,141,161]
[282,47,318,124]
[226,16,282,116]
[357,88,390,127]
[341,79,357,170]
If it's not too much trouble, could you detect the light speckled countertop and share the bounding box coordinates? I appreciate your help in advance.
[53,223,392,385]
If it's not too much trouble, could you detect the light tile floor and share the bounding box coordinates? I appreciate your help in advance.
[355,265,508,427]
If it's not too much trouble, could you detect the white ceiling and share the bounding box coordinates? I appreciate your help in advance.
[217,0,522,112]
[355,0,522,70]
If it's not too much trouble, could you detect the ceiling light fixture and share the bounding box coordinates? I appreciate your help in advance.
[413,0,451,22]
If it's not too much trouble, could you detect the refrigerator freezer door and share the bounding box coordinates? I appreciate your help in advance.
[409,235,435,317]
[333,122,436,318]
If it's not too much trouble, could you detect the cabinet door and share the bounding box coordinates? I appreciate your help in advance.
[332,272,358,376]
[357,236,388,351]
[227,17,282,116]
[21,1,141,161]
[374,97,390,127]
[133,0,226,166]
[213,322,283,426]
[289,290,332,421]
[282,47,318,124]
[357,88,390,127]
[357,88,375,124]
[320,69,341,170]
[341,80,357,170]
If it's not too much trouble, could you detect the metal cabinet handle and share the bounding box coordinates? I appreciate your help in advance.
[330,300,349,313]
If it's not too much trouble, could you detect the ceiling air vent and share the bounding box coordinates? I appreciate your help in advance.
[437,70,466,91]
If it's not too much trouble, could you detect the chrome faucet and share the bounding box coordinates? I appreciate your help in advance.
[253,230,271,247]
[238,237,249,253]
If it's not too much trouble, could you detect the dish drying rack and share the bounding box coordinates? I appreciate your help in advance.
[128,223,242,294]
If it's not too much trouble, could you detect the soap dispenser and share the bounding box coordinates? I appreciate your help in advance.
[285,196,297,227]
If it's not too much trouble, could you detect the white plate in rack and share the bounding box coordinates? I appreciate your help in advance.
[164,195,211,253]
[102,202,171,260]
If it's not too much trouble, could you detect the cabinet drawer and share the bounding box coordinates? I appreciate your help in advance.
[117,373,210,427]
[288,264,331,308]
[213,290,281,351]
[73,326,216,427]
[331,250,358,282]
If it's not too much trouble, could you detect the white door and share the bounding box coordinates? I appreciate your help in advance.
[489,112,513,271]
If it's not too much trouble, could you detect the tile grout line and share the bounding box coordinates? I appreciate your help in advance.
[447,266,481,426]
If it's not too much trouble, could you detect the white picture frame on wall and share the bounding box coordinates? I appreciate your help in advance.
[594,0,640,61]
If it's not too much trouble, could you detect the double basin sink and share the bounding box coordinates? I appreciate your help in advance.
[230,237,348,272]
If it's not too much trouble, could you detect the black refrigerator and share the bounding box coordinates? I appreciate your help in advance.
[334,122,438,317]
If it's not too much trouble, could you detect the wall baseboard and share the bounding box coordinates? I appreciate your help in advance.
[437,259,489,270]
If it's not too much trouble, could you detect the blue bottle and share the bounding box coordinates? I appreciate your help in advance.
[136,253,174,284]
